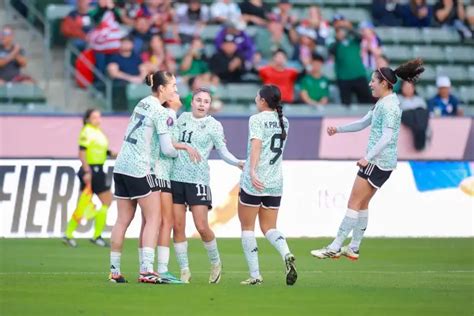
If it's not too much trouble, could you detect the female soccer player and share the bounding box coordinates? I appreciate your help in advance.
[238,84,297,286]
[109,71,179,284]
[311,59,424,261]
[63,109,116,248]
[171,88,244,284]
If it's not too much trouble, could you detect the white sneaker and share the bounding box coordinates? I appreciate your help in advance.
[209,262,222,284]
[240,276,263,285]
[180,268,191,283]
[341,246,360,261]
[310,247,341,259]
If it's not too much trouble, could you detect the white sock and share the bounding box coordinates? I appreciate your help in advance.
[174,241,189,271]
[110,251,121,275]
[265,229,290,261]
[349,209,368,251]
[157,246,170,274]
[138,248,145,273]
[242,230,260,278]
[141,247,155,273]
[329,209,359,251]
[203,239,221,265]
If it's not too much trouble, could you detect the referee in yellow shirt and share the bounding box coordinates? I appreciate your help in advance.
[63,109,116,247]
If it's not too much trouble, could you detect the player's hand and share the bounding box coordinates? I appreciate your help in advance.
[82,172,92,186]
[250,170,264,192]
[357,158,369,168]
[237,161,245,170]
[186,146,201,163]
[327,126,338,136]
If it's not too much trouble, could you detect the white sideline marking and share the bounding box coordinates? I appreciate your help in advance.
[0,270,472,276]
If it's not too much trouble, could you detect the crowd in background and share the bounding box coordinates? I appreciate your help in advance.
[0,0,470,126]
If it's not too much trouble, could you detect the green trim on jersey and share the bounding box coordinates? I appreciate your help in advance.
[170,112,226,186]
[240,111,289,196]
[78,124,109,165]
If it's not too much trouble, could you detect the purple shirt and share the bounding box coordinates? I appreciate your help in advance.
[214,27,256,62]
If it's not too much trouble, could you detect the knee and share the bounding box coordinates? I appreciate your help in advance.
[195,222,210,237]
[173,219,185,233]
[347,198,362,211]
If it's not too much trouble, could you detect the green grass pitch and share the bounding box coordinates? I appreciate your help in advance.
[0,238,473,316]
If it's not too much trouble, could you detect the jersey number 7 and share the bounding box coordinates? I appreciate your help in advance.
[125,113,146,144]
[270,133,284,165]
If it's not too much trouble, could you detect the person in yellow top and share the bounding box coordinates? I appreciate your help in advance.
[63,109,117,248]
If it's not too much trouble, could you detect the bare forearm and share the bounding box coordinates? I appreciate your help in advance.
[79,150,90,171]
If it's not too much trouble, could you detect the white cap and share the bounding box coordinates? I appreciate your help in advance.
[436,76,451,88]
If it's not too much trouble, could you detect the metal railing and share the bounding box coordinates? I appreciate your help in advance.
[64,43,113,111]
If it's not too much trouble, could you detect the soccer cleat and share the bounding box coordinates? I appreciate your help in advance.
[180,268,192,284]
[209,262,222,284]
[90,236,110,247]
[284,253,298,286]
[109,273,127,283]
[341,246,360,261]
[310,247,342,259]
[62,236,77,248]
[138,272,161,284]
[240,276,263,285]
[159,271,185,284]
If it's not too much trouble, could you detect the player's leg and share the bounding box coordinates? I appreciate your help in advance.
[259,204,297,286]
[90,189,113,247]
[237,193,261,285]
[173,203,190,282]
[137,191,161,282]
[138,212,146,273]
[311,174,376,259]
[191,204,222,284]
[109,198,137,283]
[157,191,182,282]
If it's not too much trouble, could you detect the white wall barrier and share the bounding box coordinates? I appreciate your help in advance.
[0,160,472,238]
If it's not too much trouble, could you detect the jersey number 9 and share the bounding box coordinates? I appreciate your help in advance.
[270,133,284,165]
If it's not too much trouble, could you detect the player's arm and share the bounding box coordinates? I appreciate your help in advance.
[364,127,393,162]
[174,142,201,163]
[249,139,264,191]
[212,122,244,169]
[217,145,243,168]
[327,111,373,135]
[159,133,178,158]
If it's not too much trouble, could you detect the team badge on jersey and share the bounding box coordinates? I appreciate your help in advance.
[167,116,174,127]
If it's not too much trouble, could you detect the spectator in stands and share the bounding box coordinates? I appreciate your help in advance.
[129,15,153,55]
[215,20,256,69]
[428,76,462,116]
[258,49,299,103]
[209,36,245,83]
[61,0,93,51]
[329,15,371,106]
[399,81,429,150]
[89,0,128,25]
[136,0,179,43]
[175,0,210,44]
[211,0,242,24]
[294,22,318,68]
[253,13,294,64]
[272,0,299,44]
[180,38,210,78]
[395,0,433,28]
[107,36,146,84]
[372,0,402,26]
[0,25,34,85]
[360,21,382,71]
[434,0,472,39]
[239,0,268,26]
[141,34,176,74]
[299,53,330,108]
[306,6,330,46]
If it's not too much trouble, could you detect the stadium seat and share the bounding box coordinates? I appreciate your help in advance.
[222,83,260,103]
[468,66,474,80]
[458,86,474,104]
[126,83,149,110]
[413,45,446,62]
[0,83,46,104]
[375,27,397,44]
[436,65,469,82]
[45,4,74,47]
[334,8,370,24]
[320,8,334,20]
[418,65,436,82]
[392,27,422,44]
[202,25,222,43]
[382,45,413,62]
[421,28,461,44]
[166,44,186,61]
[323,63,336,81]
[445,46,474,63]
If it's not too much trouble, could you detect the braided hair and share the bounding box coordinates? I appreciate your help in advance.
[375,58,425,89]
[259,84,287,140]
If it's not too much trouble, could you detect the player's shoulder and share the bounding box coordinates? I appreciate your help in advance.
[383,93,402,112]
[205,115,224,131]
[134,95,163,114]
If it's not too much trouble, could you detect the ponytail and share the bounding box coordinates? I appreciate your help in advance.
[375,58,424,89]
[275,103,287,141]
